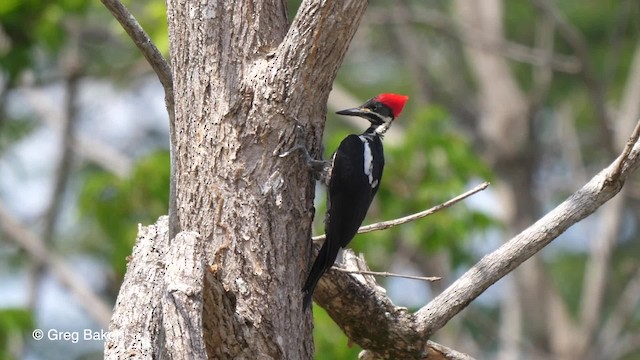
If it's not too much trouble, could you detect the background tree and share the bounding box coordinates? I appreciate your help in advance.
[1,1,640,359]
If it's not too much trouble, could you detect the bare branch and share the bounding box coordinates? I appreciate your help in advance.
[99,0,172,99]
[415,122,640,338]
[317,251,472,359]
[575,100,640,349]
[313,182,489,242]
[609,120,640,183]
[332,267,441,282]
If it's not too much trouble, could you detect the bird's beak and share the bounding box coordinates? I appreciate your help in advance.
[336,107,370,117]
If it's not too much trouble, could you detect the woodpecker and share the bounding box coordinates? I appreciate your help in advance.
[302,93,409,310]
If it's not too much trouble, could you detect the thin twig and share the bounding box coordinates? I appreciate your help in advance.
[313,182,490,242]
[99,0,173,96]
[332,267,441,282]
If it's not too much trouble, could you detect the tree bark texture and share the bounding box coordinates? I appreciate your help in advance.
[163,0,367,358]
[105,220,207,359]
[106,219,168,359]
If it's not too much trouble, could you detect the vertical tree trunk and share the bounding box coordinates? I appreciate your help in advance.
[166,2,311,356]
[163,0,367,358]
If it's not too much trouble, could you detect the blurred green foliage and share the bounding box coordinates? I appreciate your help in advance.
[0,0,89,83]
[0,0,170,85]
[0,116,37,155]
[313,307,361,359]
[79,151,170,278]
[0,308,33,360]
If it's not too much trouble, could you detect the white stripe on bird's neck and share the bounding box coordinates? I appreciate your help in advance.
[358,135,377,188]
[374,116,393,135]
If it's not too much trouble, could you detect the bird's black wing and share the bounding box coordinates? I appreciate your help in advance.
[302,135,384,309]
[302,135,383,309]
[328,135,381,248]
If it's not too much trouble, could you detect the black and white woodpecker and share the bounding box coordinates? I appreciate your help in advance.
[302,93,409,310]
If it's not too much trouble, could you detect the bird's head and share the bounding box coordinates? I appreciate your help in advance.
[336,93,409,134]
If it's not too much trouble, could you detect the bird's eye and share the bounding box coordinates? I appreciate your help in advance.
[371,103,380,111]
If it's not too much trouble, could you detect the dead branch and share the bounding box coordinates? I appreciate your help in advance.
[313,182,489,242]
[415,120,640,338]
[332,267,441,282]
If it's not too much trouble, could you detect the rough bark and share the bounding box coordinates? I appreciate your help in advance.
[161,231,207,360]
[110,0,369,358]
[105,218,168,358]
[105,221,207,359]
[316,251,475,360]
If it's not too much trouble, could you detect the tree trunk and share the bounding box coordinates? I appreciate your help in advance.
[167,0,370,357]
[105,1,368,359]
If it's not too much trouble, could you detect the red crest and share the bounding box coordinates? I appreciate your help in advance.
[375,93,409,118]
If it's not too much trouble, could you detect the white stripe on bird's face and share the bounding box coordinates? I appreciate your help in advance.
[359,135,376,188]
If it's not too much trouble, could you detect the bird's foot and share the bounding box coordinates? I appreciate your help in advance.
[279,124,331,183]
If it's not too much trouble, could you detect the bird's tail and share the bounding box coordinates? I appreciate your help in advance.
[302,241,333,310]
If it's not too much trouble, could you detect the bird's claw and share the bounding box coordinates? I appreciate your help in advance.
[278,124,307,158]
[279,122,331,182]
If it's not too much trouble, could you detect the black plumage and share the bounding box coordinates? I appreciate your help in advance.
[302,131,383,309]
[301,93,407,310]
